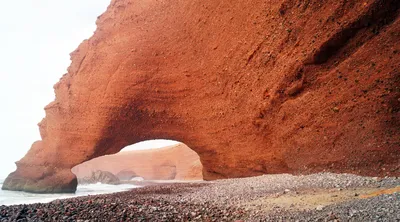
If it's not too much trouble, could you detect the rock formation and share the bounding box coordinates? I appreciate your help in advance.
[78,170,120,184]
[3,0,399,193]
[115,170,138,181]
[72,143,203,181]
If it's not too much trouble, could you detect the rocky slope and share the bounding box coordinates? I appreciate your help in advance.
[72,143,203,181]
[1,173,399,221]
[3,0,400,193]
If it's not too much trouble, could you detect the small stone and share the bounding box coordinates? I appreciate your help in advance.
[349,209,358,217]
[316,205,324,211]
[372,177,382,182]
[332,107,340,112]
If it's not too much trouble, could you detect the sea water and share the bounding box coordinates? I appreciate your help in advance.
[0,179,140,206]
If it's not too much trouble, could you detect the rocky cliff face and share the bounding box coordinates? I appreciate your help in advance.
[72,144,203,181]
[3,0,399,193]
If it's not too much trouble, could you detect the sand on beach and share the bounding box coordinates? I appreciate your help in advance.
[1,173,399,221]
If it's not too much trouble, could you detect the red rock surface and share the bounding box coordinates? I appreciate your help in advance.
[72,144,203,181]
[3,0,400,193]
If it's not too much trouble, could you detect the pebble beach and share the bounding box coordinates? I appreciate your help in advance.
[1,173,399,221]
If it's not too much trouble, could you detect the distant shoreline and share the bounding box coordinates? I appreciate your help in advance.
[113,179,206,187]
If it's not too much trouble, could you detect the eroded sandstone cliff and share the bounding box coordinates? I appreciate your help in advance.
[3,0,399,193]
[72,144,203,181]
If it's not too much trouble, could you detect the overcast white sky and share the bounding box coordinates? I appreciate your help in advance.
[0,1,178,179]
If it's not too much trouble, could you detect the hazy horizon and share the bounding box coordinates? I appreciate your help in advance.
[0,1,178,179]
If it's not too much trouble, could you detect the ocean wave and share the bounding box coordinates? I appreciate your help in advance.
[0,183,141,206]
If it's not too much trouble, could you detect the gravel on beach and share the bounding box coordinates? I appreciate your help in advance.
[1,173,399,221]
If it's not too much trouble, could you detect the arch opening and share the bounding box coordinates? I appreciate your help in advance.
[71,140,203,185]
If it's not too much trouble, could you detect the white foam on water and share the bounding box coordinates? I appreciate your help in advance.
[0,181,140,206]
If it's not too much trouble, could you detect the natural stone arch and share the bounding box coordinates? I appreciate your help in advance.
[71,141,203,182]
[3,0,400,193]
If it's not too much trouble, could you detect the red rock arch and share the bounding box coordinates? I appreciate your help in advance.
[72,142,203,182]
[3,0,400,193]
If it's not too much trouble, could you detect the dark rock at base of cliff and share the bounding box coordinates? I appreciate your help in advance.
[78,170,120,184]
[116,170,138,181]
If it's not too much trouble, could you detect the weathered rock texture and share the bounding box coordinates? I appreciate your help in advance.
[3,0,400,193]
[77,170,120,184]
[72,144,203,181]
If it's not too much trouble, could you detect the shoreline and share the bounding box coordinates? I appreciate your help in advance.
[1,173,399,221]
[114,179,207,187]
